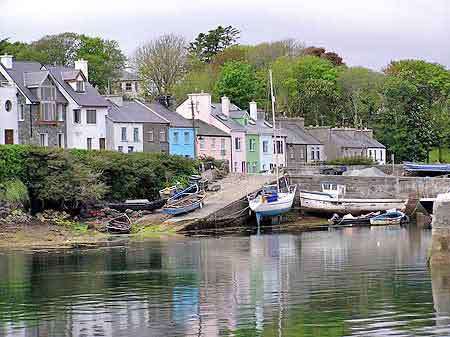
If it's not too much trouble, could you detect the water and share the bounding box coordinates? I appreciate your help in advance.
[0,227,448,337]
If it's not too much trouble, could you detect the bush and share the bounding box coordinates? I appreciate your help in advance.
[325,156,376,166]
[0,179,29,206]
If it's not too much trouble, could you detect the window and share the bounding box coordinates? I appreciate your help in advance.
[241,161,246,173]
[40,102,56,121]
[73,109,81,124]
[19,104,25,121]
[76,81,85,93]
[40,86,56,100]
[159,130,166,142]
[311,149,315,160]
[235,137,241,151]
[121,127,127,141]
[173,131,179,144]
[184,132,190,145]
[369,149,372,158]
[199,138,205,149]
[263,140,268,153]
[316,149,320,161]
[221,138,225,149]
[87,138,92,150]
[118,146,123,152]
[86,110,96,124]
[99,138,106,150]
[128,146,134,153]
[276,140,283,154]
[249,139,256,152]
[57,133,64,148]
[147,130,154,142]
[234,162,238,172]
[289,147,294,159]
[211,138,216,149]
[133,128,139,142]
[57,104,65,122]
[125,82,132,92]
[39,133,48,147]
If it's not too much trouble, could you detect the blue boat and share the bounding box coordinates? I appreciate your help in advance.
[404,162,450,173]
[369,209,408,226]
[163,184,206,216]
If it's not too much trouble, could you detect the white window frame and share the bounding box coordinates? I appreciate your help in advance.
[263,140,268,153]
[235,137,241,151]
[125,82,132,92]
[76,80,85,93]
[133,128,139,143]
[40,102,56,121]
[184,131,190,145]
[121,127,127,141]
[18,104,25,121]
[118,146,123,152]
[73,109,81,124]
[173,131,179,144]
[147,130,154,142]
[57,133,64,148]
[87,137,92,150]
[159,130,166,142]
[249,139,256,152]
[199,138,206,149]
[86,109,96,124]
[39,133,48,147]
[211,138,216,149]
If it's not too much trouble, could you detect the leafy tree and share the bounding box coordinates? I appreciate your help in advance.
[189,25,240,63]
[215,61,260,109]
[31,32,81,66]
[304,46,345,66]
[133,34,188,98]
[246,39,304,69]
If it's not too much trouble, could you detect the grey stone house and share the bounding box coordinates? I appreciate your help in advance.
[0,58,67,147]
[114,68,143,98]
[277,118,324,167]
[105,96,170,153]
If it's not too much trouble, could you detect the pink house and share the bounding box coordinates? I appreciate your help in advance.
[195,119,232,164]
[176,93,247,173]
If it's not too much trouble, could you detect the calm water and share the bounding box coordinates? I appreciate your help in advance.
[0,227,448,337]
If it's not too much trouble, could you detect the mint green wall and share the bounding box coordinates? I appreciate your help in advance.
[246,133,260,174]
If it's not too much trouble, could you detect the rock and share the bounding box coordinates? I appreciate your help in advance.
[430,193,450,266]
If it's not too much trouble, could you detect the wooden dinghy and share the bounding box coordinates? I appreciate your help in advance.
[163,184,206,216]
[107,214,132,234]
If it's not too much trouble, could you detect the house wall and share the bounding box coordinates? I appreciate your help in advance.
[196,136,231,163]
[272,136,286,168]
[286,143,307,168]
[112,122,143,152]
[17,94,66,147]
[66,106,108,150]
[259,135,272,172]
[246,134,260,174]
[177,93,212,122]
[231,131,246,173]
[305,127,337,160]
[169,127,195,158]
[368,147,386,165]
[307,145,325,162]
[142,123,169,153]
[0,85,19,144]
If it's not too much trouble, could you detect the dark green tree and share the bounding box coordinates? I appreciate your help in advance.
[189,25,240,63]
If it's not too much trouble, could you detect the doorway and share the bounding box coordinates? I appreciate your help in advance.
[4,130,14,144]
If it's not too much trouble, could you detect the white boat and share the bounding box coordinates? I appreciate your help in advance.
[300,182,407,215]
[248,69,297,225]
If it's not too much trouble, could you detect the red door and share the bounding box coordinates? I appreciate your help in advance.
[4,130,14,144]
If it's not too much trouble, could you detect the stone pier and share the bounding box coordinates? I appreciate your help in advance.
[430,193,450,266]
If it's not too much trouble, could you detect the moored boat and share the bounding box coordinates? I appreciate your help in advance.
[369,209,408,226]
[300,182,407,215]
[109,198,167,212]
[329,211,380,227]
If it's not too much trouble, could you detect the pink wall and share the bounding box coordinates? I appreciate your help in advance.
[196,136,232,164]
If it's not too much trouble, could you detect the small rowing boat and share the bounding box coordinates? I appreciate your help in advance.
[163,184,206,216]
[109,199,167,212]
[329,211,380,227]
[107,214,132,234]
[369,209,409,226]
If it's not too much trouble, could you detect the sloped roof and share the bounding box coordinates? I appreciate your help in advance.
[119,69,140,81]
[2,61,42,102]
[211,102,242,114]
[144,102,193,128]
[108,100,169,123]
[245,118,274,136]
[23,71,49,87]
[45,65,109,107]
[196,120,230,137]
[331,130,385,149]
[61,70,81,81]
[282,123,322,145]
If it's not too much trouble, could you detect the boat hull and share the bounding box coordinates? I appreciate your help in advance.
[300,191,406,215]
[163,201,203,216]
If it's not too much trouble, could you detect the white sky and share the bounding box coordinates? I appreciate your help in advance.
[1,0,449,70]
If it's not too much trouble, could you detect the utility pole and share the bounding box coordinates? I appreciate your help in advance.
[190,98,197,159]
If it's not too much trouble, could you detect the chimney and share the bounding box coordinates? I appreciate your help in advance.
[221,96,230,116]
[75,59,88,81]
[249,101,257,120]
[104,95,123,107]
[0,54,13,69]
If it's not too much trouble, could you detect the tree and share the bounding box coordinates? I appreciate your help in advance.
[133,34,188,98]
[31,32,81,66]
[303,46,345,66]
[215,61,260,109]
[337,67,384,127]
[247,39,304,69]
[189,26,240,63]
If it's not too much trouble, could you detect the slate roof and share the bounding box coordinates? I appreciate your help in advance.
[144,102,193,128]
[61,70,80,81]
[2,61,42,102]
[331,130,385,149]
[45,65,109,107]
[119,69,140,81]
[107,100,169,124]
[195,120,230,137]
[282,123,322,145]
[23,71,49,87]
[245,119,274,136]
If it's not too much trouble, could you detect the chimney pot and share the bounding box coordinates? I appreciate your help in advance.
[0,54,13,69]
[221,96,230,116]
[249,101,257,120]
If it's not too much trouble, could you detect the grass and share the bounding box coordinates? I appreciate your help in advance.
[429,147,450,163]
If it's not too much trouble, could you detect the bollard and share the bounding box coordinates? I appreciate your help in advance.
[430,193,450,266]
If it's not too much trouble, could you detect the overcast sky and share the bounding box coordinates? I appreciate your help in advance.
[1,0,449,70]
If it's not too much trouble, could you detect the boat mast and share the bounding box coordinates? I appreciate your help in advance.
[269,69,280,192]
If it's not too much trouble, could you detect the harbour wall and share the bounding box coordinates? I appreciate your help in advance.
[288,174,450,199]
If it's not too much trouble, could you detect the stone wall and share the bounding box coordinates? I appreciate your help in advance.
[288,174,450,199]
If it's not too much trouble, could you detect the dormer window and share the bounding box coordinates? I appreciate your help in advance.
[76,80,85,93]
[40,86,56,100]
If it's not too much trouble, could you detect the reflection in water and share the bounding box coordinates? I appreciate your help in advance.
[431,267,450,328]
[0,227,446,336]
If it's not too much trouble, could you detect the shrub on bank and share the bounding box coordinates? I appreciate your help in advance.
[0,145,198,212]
[324,156,376,166]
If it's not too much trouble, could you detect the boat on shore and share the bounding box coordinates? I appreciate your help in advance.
[329,211,380,227]
[109,199,167,212]
[163,184,206,216]
[107,214,132,234]
[300,182,407,215]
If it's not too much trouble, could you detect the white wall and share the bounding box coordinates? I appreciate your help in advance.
[368,148,386,165]
[0,86,19,144]
[307,145,325,162]
[272,136,286,168]
[259,134,272,172]
[177,93,212,122]
[113,122,144,152]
